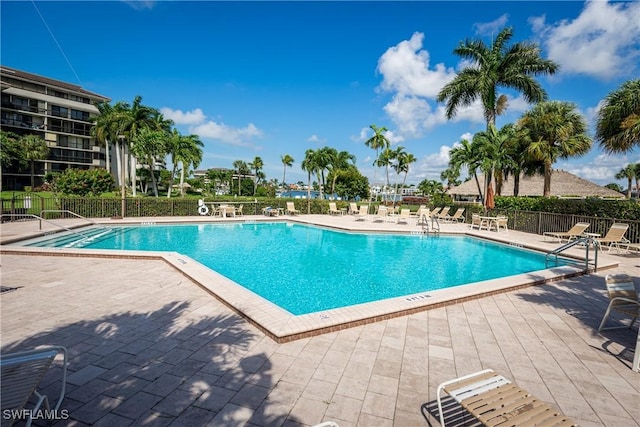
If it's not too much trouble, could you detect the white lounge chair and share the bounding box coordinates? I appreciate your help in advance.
[437,369,576,427]
[286,202,300,215]
[1,346,68,427]
[595,223,630,253]
[354,205,368,221]
[543,222,590,242]
[328,202,341,215]
[598,273,639,332]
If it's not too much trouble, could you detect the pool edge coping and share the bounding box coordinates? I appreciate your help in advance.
[1,217,619,342]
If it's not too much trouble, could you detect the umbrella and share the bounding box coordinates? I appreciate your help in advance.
[486,182,495,209]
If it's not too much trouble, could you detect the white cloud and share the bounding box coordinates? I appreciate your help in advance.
[307,135,326,144]
[351,127,370,143]
[160,107,206,125]
[473,14,509,37]
[531,1,640,79]
[190,121,262,147]
[377,32,457,98]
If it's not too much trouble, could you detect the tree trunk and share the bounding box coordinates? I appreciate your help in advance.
[130,153,137,197]
[180,163,186,197]
[627,177,632,199]
[473,173,483,204]
[150,159,159,197]
[30,161,35,188]
[543,162,552,197]
[513,172,520,197]
[307,172,311,214]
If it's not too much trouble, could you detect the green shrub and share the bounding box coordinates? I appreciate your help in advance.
[495,196,640,220]
[54,168,114,196]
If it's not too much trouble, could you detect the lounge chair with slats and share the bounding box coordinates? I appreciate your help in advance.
[286,202,300,215]
[543,222,590,242]
[437,369,576,427]
[595,223,631,253]
[354,204,368,221]
[328,202,341,216]
[1,346,68,427]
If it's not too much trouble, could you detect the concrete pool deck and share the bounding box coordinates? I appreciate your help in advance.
[1,215,639,426]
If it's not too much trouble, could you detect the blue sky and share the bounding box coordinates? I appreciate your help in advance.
[2,1,639,188]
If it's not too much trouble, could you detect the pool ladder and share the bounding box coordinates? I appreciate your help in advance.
[419,214,440,236]
[545,236,599,272]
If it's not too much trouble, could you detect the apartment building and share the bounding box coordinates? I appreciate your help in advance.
[1,65,110,190]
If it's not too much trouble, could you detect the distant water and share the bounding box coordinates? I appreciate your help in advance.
[277,190,339,199]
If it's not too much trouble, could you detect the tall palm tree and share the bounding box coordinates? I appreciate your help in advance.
[301,149,318,213]
[232,160,249,196]
[313,147,333,200]
[176,134,203,197]
[615,164,636,199]
[596,79,640,153]
[365,124,390,197]
[281,154,294,190]
[21,134,49,189]
[391,147,417,203]
[436,26,558,129]
[519,101,592,197]
[504,126,544,196]
[440,167,461,189]
[130,128,166,197]
[374,147,396,200]
[473,123,516,198]
[635,163,640,199]
[448,138,483,203]
[249,156,264,196]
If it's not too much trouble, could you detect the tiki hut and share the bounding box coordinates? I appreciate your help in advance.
[448,170,625,201]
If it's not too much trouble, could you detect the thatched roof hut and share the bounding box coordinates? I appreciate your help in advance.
[448,170,624,199]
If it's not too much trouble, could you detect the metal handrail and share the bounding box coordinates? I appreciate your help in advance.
[419,214,440,235]
[39,210,105,231]
[1,213,93,240]
[545,236,599,272]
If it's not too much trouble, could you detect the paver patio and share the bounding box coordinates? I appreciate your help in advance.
[1,215,638,426]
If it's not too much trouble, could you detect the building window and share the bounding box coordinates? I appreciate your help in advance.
[70,109,89,121]
[51,105,69,118]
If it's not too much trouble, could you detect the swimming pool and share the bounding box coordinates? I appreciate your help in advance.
[24,222,567,315]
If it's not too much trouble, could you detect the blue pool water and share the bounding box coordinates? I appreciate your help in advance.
[25,223,563,315]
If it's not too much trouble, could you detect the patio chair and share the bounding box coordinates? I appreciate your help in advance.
[494,215,508,232]
[595,223,631,253]
[430,207,442,218]
[373,205,389,222]
[354,204,368,221]
[443,207,465,223]
[543,222,590,242]
[328,202,341,216]
[437,369,576,427]
[436,206,451,221]
[397,208,411,224]
[234,204,244,216]
[470,213,482,230]
[598,273,640,332]
[349,202,359,215]
[1,346,68,427]
[286,202,300,215]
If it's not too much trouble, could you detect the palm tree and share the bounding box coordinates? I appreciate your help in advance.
[365,124,390,196]
[327,149,356,195]
[615,164,636,199]
[635,163,640,199]
[436,26,558,129]
[130,128,166,197]
[232,160,249,196]
[519,101,592,197]
[448,138,484,203]
[249,157,264,196]
[281,154,294,190]
[440,167,461,189]
[312,147,333,200]
[374,147,396,200]
[473,123,516,198]
[596,79,640,153]
[20,134,49,189]
[301,149,318,213]
[391,146,416,201]
[176,134,203,197]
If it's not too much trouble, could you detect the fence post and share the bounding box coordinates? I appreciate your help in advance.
[537,211,542,235]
